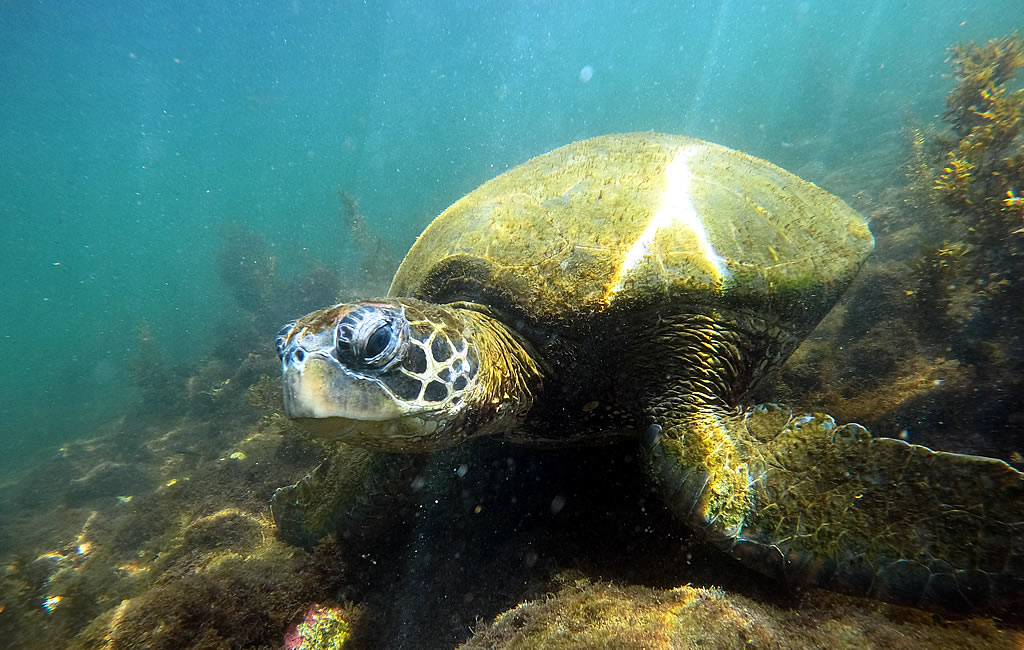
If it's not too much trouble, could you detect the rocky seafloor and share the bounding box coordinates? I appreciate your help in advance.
[0,381,1021,649]
[2,256,1023,650]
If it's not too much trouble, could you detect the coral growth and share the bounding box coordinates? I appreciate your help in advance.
[214,222,342,336]
[0,385,342,649]
[284,602,352,650]
[213,187,393,334]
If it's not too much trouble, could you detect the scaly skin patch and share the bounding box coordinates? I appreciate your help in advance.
[650,412,754,539]
[642,336,1024,614]
[460,308,543,420]
[633,309,789,541]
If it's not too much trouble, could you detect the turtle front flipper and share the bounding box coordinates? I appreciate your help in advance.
[645,403,1024,615]
[271,442,425,549]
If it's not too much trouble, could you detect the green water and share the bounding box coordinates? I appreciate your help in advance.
[1,0,1021,470]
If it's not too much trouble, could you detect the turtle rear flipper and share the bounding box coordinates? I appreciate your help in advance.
[646,403,1024,615]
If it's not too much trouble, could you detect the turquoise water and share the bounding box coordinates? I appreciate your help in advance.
[1,0,1021,470]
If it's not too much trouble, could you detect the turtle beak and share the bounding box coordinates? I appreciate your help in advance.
[280,346,443,449]
[280,343,405,422]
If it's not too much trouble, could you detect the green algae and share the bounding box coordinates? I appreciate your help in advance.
[461,576,1022,650]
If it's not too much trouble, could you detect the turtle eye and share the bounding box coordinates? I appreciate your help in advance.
[361,322,396,364]
[275,322,296,358]
[336,307,405,369]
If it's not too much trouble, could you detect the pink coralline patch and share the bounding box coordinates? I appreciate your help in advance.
[283,603,322,650]
[283,622,303,650]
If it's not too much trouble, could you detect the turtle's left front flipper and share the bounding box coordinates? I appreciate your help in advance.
[271,442,426,549]
[646,403,1024,616]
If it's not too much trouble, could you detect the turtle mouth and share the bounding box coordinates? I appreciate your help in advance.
[290,414,446,451]
[281,353,407,422]
[281,349,454,451]
[290,415,364,440]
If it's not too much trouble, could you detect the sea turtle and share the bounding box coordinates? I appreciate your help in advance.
[272,133,1024,614]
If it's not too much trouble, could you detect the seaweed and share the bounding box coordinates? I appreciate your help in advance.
[213,185,394,337]
[908,34,1024,354]
[933,33,1024,251]
[461,575,1022,649]
[216,222,278,314]
[789,33,1024,460]
[128,321,188,419]
[337,189,399,298]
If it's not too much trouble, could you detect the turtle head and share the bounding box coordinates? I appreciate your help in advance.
[276,298,540,451]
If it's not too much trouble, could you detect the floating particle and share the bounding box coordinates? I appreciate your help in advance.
[550,494,567,514]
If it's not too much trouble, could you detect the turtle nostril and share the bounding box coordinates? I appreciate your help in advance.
[293,348,306,363]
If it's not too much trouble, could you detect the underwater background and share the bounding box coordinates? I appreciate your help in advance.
[2,0,1020,469]
[2,1,1024,648]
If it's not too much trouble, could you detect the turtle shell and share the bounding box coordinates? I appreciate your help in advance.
[389,132,873,339]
